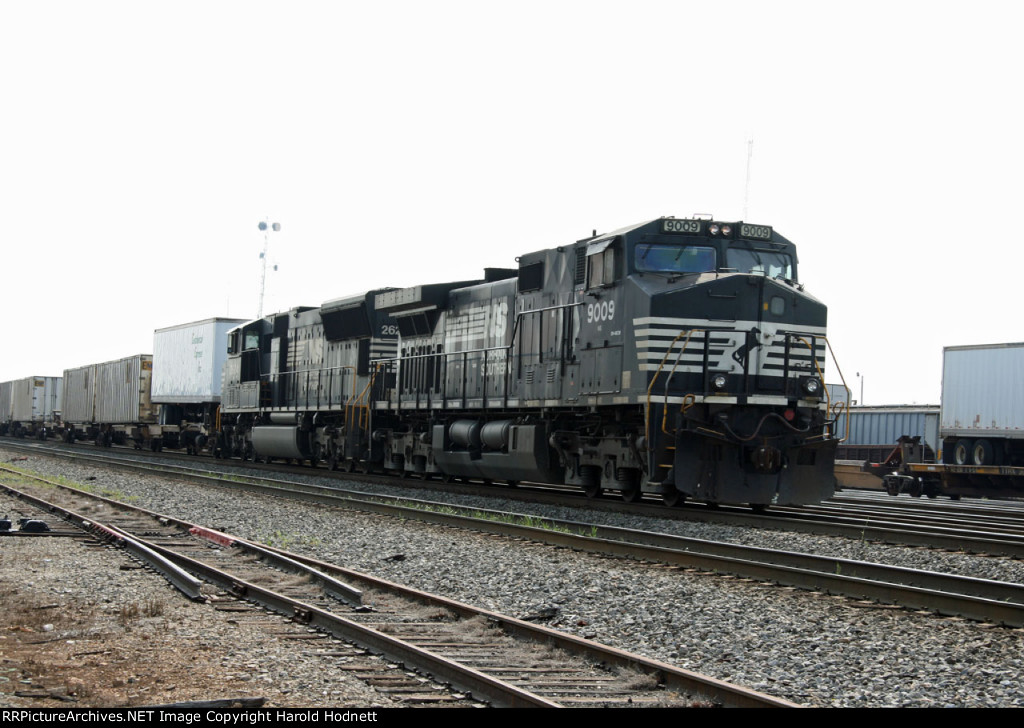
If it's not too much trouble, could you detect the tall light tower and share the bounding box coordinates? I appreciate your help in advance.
[257,220,280,318]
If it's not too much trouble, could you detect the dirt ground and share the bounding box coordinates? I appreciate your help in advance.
[0,533,393,709]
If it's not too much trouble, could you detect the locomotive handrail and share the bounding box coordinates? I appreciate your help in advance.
[659,330,706,436]
[258,364,357,411]
[821,337,851,443]
[644,328,705,442]
[376,343,514,410]
[370,300,584,411]
[785,334,850,443]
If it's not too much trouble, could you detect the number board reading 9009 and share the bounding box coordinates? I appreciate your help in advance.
[661,219,703,234]
[739,224,772,241]
[660,219,773,241]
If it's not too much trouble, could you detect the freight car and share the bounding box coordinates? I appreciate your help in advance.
[152,317,246,452]
[62,354,158,446]
[939,343,1024,466]
[57,319,244,450]
[0,376,63,438]
[853,344,1024,500]
[219,216,843,507]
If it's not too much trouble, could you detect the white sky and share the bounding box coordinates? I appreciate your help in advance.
[2,1,1021,406]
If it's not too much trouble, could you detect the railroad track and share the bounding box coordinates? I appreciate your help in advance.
[6,443,1024,631]
[0,468,792,708]
[8,439,1024,560]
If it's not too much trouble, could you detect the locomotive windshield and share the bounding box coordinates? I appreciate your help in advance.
[726,247,794,280]
[634,244,716,274]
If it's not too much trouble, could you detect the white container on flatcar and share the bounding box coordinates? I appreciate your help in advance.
[63,354,157,424]
[941,343,1024,441]
[11,376,63,422]
[0,381,12,423]
[152,318,245,404]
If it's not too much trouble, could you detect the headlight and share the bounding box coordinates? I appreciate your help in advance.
[711,373,728,391]
[801,377,821,396]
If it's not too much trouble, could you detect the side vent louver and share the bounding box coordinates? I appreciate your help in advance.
[574,247,586,285]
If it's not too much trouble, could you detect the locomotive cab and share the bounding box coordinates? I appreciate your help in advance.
[591,218,838,506]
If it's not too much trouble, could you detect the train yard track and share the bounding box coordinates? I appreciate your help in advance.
[6,442,1024,708]
[6,441,1024,624]
[8,439,1024,559]
[18,460,1024,626]
[0,464,790,708]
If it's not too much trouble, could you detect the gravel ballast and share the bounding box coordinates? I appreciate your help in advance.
[2,449,1023,708]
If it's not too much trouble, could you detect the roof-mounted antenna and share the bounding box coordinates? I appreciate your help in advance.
[743,138,754,219]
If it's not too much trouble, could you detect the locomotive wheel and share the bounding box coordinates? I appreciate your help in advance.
[616,467,642,503]
[662,489,686,507]
[621,485,642,503]
[326,454,338,471]
[580,465,603,499]
[344,459,356,473]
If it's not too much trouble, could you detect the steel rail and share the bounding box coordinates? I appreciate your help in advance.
[0,461,795,708]
[7,446,1024,626]
[13,438,1024,559]
[0,473,203,600]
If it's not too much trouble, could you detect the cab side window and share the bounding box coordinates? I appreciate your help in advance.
[587,243,616,288]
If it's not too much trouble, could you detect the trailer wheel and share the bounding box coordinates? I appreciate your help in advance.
[972,439,999,466]
[953,440,974,465]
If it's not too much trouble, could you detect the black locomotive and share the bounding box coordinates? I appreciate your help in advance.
[219,216,840,507]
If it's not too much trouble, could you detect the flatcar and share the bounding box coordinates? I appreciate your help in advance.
[218,216,842,507]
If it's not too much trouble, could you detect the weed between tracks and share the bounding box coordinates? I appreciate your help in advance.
[259,530,323,550]
[118,599,166,626]
[0,462,139,505]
